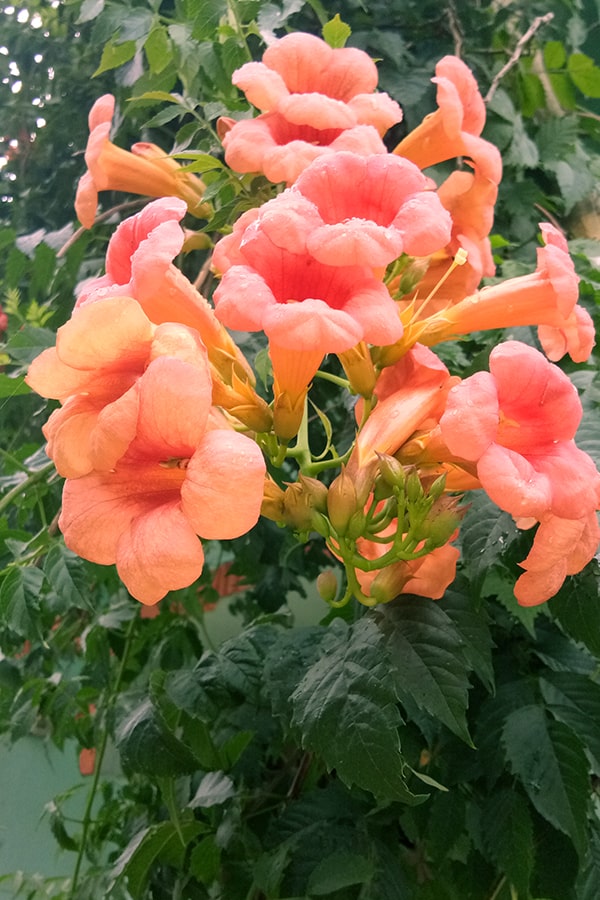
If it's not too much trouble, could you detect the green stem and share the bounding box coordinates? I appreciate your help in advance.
[0,462,56,517]
[312,370,351,390]
[70,614,137,896]
[227,0,253,61]
[304,0,329,26]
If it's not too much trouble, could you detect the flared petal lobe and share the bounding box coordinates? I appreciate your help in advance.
[222,33,401,184]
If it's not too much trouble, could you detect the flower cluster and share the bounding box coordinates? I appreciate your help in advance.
[28,29,599,609]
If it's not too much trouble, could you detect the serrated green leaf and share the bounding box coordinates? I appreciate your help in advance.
[0,567,45,638]
[7,324,56,365]
[290,618,424,803]
[115,698,199,776]
[190,835,220,884]
[217,624,279,703]
[568,52,600,98]
[576,820,600,900]
[481,789,534,895]
[307,851,373,894]
[144,26,172,74]
[439,579,494,692]
[43,544,95,612]
[110,819,204,898]
[377,597,472,744]
[537,116,578,163]
[549,566,600,659]
[265,624,340,725]
[540,671,600,769]
[322,15,351,49]
[93,39,137,76]
[459,492,519,595]
[502,705,589,857]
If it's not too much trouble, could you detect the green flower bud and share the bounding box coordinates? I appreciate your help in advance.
[317,570,338,604]
[327,469,359,536]
[376,452,406,489]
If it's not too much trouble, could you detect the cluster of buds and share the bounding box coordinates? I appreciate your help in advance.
[25,27,600,611]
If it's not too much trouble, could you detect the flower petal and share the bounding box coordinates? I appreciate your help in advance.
[181,430,266,539]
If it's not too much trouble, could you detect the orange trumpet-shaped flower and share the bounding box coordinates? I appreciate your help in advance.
[76,198,271,431]
[514,511,600,607]
[439,341,600,604]
[74,94,209,228]
[26,296,210,478]
[221,32,402,185]
[393,56,502,304]
[419,224,593,363]
[58,356,266,606]
[349,345,455,478]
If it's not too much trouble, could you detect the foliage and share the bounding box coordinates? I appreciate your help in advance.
[2,0,600,898]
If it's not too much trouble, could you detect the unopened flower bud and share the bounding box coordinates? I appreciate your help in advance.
[283,477,329,532]
[376,452,406,489]
[297,474,328,514]
[347,510,367,541]
[317,569,338,604]
[327,468,359,536]
[424,496,464,547]
[373,475,394,502]
[261,478,286,522]
[406,470,424,505]
[338,342,377,398]
[399,258,430,295]
[368,562,408,605]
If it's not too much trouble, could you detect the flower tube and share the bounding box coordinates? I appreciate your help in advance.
[74,94,209,228]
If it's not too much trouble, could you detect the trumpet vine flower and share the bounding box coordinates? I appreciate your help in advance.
[440,341,600,603]
[420,224,593,363]
[26,296,209,478]
[394,56,502,303]
[76,198,271,431]
[58,356,266,605]
[75,94,209,228]
[221,32,402,184]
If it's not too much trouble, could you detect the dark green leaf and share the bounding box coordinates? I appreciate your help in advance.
[290,618,423,803]
[540,671,600,769]
[459,492,519,595]
[43,544,95,612]
[0,375,31,398]
[377,596,472,744]
[110,819,204,898]
[439,579,494,692]
[502,705,589,857]
[190,835,220,884]
[0,567,45,638]
[116,698,199,776]
[481,789,534,895]
[307,851,374,894]
[549,566,600,660]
